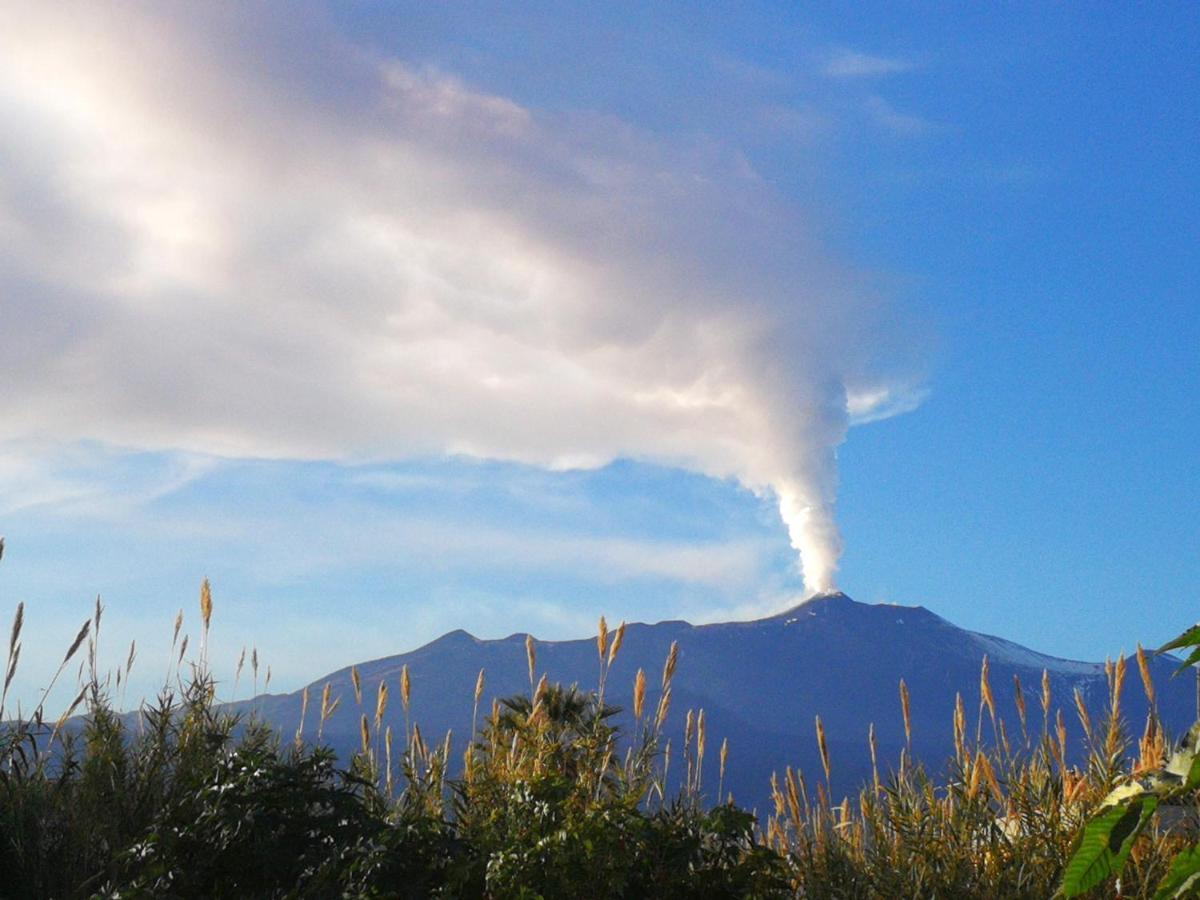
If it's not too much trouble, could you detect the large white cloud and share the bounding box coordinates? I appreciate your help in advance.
[0,4,923,592]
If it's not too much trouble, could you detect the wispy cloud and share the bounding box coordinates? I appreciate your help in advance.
[0,5,926,595]
[0,442,217,517]
[864,96,932,136]
[710,54,792,90]
[823,49,914,79]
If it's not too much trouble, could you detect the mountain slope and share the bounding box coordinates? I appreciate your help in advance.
[240,592,1195,808]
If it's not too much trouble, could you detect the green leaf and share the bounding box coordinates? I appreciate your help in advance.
[1059,795,1159,898]
[1155,845,1200,899]
[1159,625,1200,655]
[1173,646,1200,677]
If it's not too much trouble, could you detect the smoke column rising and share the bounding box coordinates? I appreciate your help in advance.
[0,6,924,596]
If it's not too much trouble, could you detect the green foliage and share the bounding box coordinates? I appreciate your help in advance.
[1060,793,1159,897]
[0,581,786,898]
[1058,623,1200,899]
[4,569,1200,898]
[1155,844,1200,900]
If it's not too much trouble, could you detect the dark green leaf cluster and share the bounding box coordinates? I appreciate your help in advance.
[0,675,786,898]
[1058,623,1200,899]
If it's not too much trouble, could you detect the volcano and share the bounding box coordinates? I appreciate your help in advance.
[239,592,1195,808]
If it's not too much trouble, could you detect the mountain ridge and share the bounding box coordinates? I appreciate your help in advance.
[238,591,1190,808]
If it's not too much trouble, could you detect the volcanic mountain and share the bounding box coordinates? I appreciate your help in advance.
[241,592,1195,809]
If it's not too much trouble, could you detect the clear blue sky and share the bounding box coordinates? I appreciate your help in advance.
[0,3,1195,709]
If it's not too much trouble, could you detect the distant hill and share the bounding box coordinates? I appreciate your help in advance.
[236,592,1196,810]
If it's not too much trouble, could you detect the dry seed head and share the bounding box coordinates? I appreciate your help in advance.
[3,644,19,693]
[869,722,879,792]
[899,679,912,744]
[54,685,87,733]
[412,723,426,759]
[597,616,609,662]
[815,715,831,785]
[1073,688,1092,738]
[534,672,548,703]
[172,609,183,648]
[375,679,389,728]
[320,682,333,721]
[1065,768,1089,805]
[685,709,695,751]
[401,664,411,711]
[662,641,679,690]
[236,646,246,681]
[296,687,309,746]
[1013,674,1027,727]
[980,655,996,720]
[967,755,982,799]
[1136,717,1166,775]
[177,635,188,664]
[525,635,536,685]
[978,752,1003,804]
[1041,669,1052,716]
[633,668,646,719]
[474,668,486,705]
[199,578,213,631]
[655,687,672,730]
[1056,708,1068,759]
[697,709,706,762]
[953,692,966,757]
[1112,654,1127,715]
[385,726,393,785]
[607,621,626,667]
[9,601,23,657]
[720,737,729,781]
[265,666,271,691]
[785,767,802,824]
[1136,644,1156,707]
[251,647,258,677]
[770,772,784,818]
[351,666,361,705]
[360,713,370,753]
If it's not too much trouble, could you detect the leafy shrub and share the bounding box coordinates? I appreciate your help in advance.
[2,556,1197,898]
[0,574,786,898]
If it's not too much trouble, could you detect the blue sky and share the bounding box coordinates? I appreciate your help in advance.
[0,3,1196,710]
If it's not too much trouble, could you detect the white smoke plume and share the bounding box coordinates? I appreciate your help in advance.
[0,5,923,594]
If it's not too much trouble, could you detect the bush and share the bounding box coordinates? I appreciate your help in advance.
[2,565,1197,897]
[0,581,787,897]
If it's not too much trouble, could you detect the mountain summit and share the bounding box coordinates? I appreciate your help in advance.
[243,593,1193,807]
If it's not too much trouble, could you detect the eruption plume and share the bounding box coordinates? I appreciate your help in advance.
[0,5,924,595]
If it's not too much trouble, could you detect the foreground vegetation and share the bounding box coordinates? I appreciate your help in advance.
[2,567,1198,896]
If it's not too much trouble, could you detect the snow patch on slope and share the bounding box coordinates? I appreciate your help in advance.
[967,631,1103,677]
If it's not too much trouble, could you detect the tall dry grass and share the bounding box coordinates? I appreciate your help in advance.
[1,561,1197,897]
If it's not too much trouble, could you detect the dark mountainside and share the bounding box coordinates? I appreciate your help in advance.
[238,592,1195,810]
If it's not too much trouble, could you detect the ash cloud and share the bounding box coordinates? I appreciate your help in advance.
[0,5,924,594]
